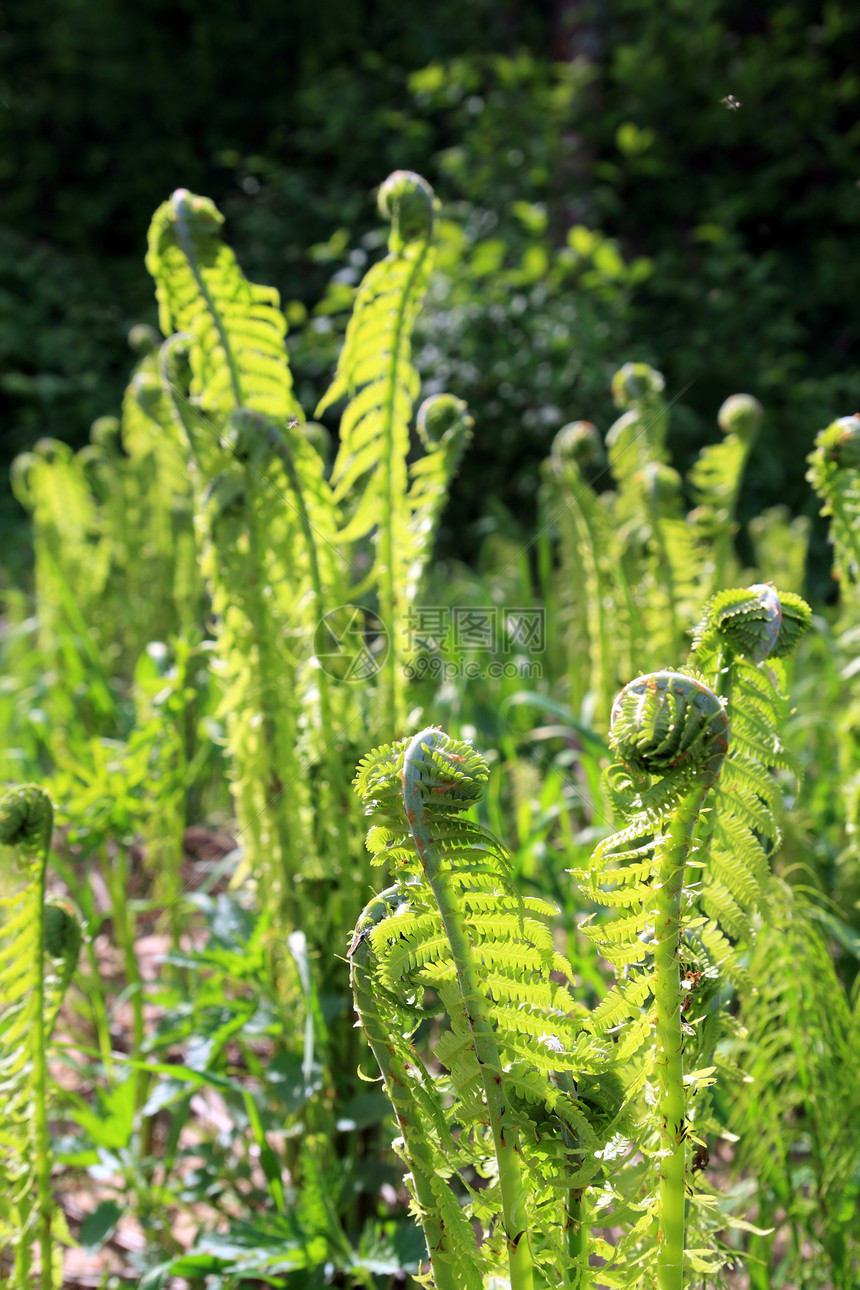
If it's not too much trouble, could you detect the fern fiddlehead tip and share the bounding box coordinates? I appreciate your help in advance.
[132,369,163,417]
[550,420,605,472]
[416,394,473,453]
[812,413,860,470]
[378,170,437,247]
[610,361,665,410]
[695,584,812,663]
[127,322,160,357]
[609,671,729,793]
[353,729,490,850]
[717,393,763,443]
[89,415,121,449]
[0,784,54,859]
[43,896,83,965]
[643,460,683,509]
[402,727,489,811]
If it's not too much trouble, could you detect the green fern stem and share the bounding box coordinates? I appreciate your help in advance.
[569,487,613,719]
[563,1188,587,1287]
[0,786,55,1290]
[401,729,535,1290]
[653,780,712,1290]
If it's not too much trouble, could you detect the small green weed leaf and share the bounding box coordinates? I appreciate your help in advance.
[72,1076,136,1150]
[79,1199,123,1251]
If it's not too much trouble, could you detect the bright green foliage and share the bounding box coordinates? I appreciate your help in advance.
[808,415,860,590]
[9,332,200,700]
[728,887,860,1289]
[688,394,761,591]
[351,729,623,1289]
[0,786,80,1289]
[147,190,303,423]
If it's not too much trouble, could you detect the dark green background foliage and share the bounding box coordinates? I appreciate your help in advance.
[2,0,858,565]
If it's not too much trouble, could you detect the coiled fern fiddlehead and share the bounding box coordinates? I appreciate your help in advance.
[590,674,729,1290]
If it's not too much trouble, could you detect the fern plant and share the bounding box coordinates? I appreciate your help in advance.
[350,727,625,1290]
[9,327,199,696]
[808,415,860,885]
[575,587,809,1286]
[0,785,81,1289]
[686,582,812,940]
[143,171,471,937]
[543,365,772,728]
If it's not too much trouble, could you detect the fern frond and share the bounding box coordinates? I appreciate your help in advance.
[807,414,860,590]
[316,173,444,726]
[146,189,302,422]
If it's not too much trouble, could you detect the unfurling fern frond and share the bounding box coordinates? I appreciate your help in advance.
[317,171,439,725]
[0,786,80,1290]
[688,394,761,594]
[688,583,812,932]
[351,729,623,1290]
[544,423,637,720]
[808,414,860,892]
[405,394,473,604]
[808,414,860,590]
[575,673,729,1290]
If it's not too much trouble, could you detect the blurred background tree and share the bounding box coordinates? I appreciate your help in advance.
[2,0,858,571]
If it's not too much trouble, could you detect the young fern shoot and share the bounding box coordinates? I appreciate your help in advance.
[350,729,623,1290]
[0,786,81,1290]
[577,673,729,1289]
[687,583,811,945]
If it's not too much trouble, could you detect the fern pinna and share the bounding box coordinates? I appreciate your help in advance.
[350,729,624,1290]
[0,786,81,1290]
